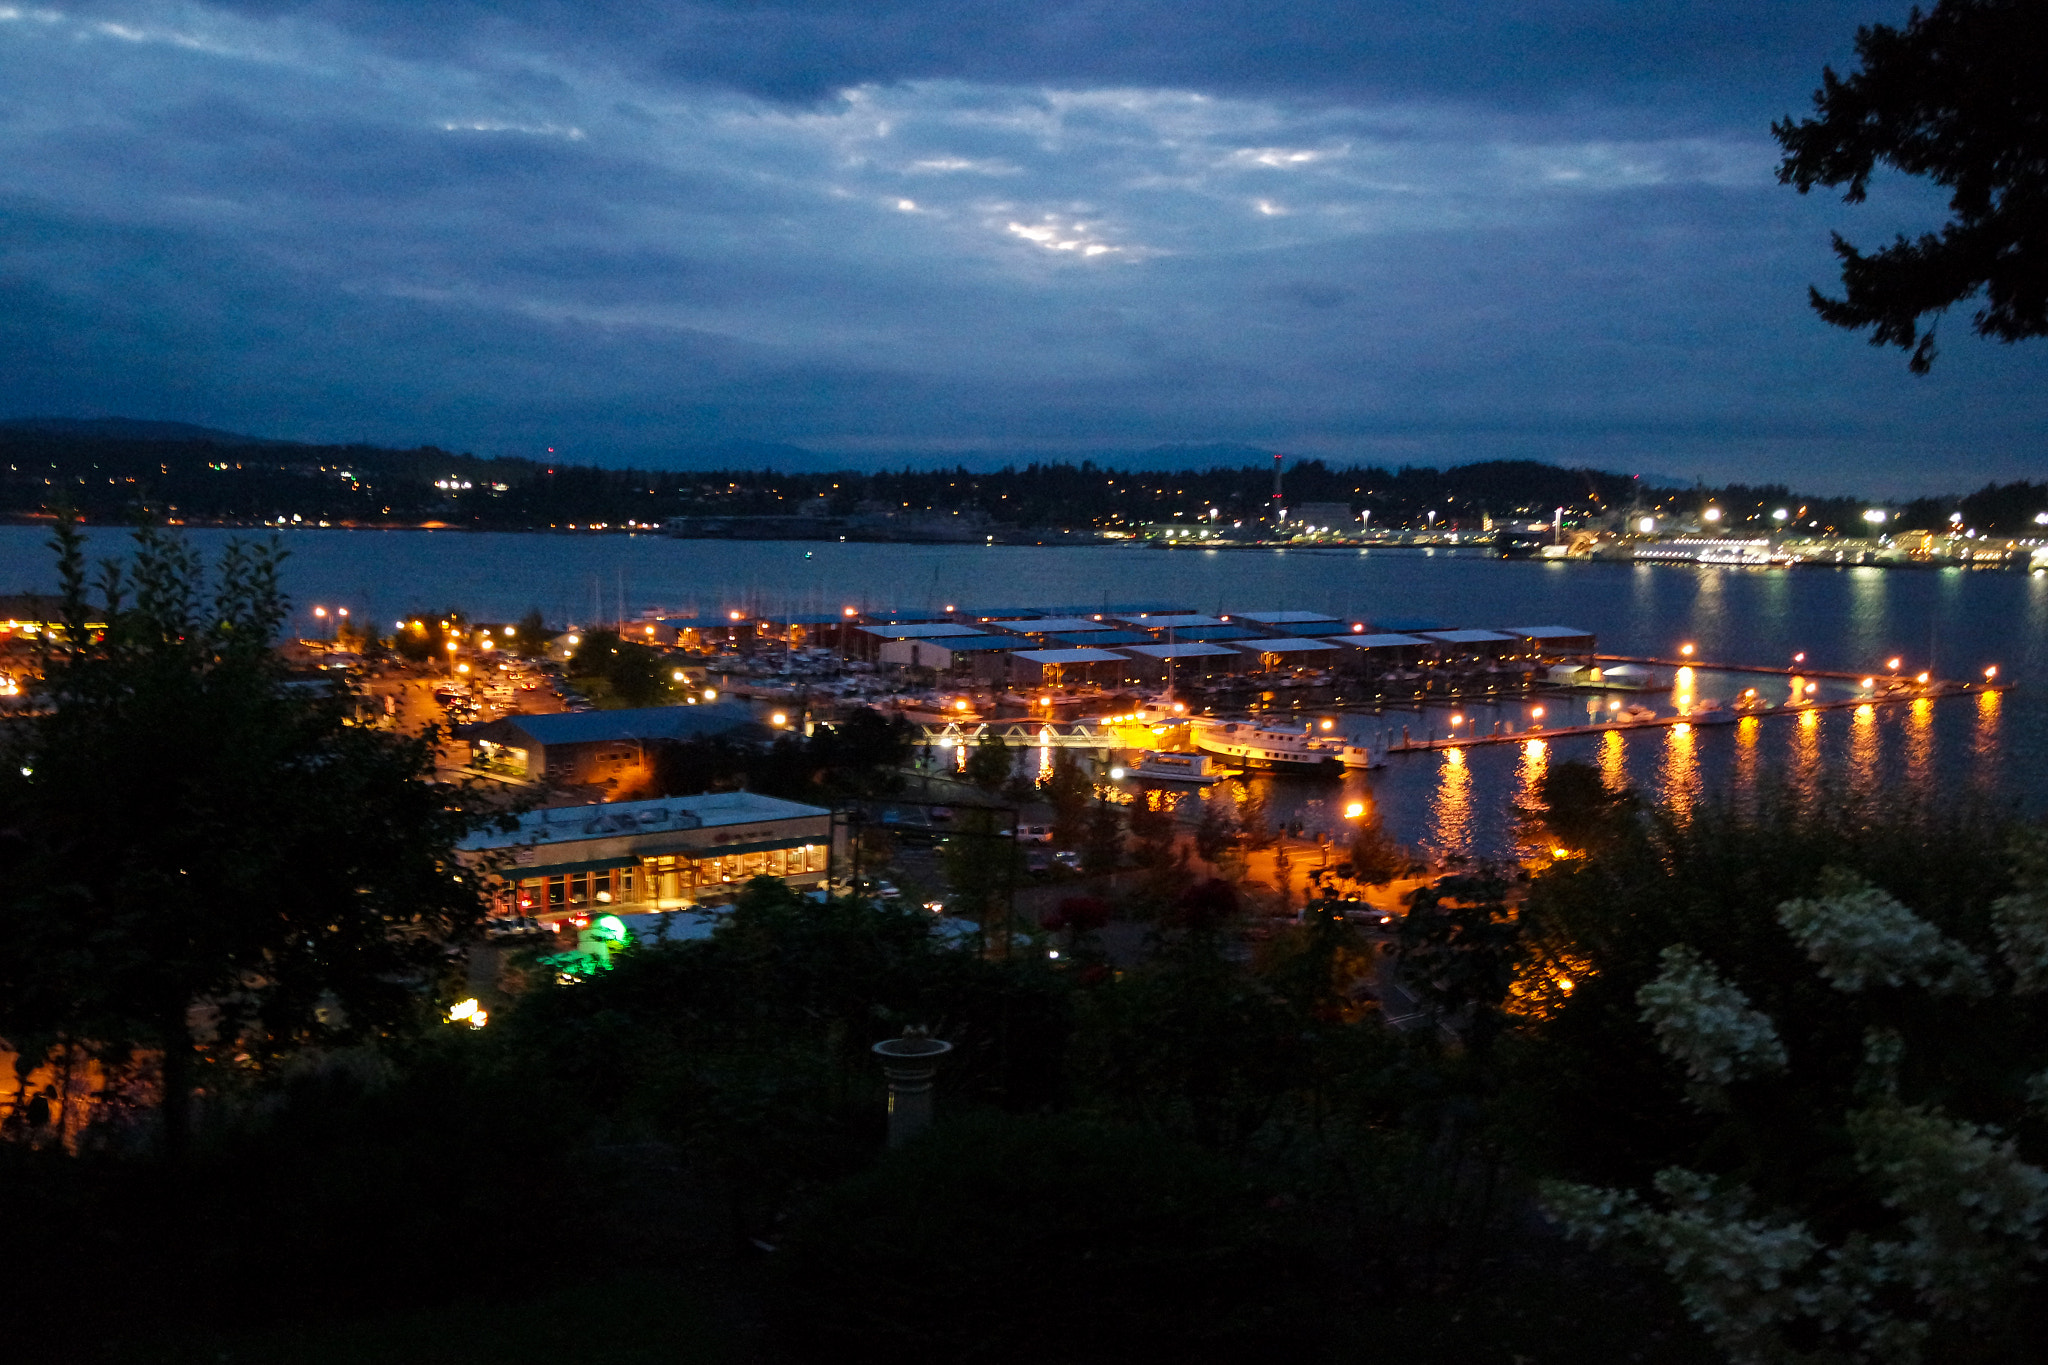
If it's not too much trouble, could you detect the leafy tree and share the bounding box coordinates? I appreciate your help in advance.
[1521,759,1639,857]
[809,706,914,800]
[510,606,548,658]
[1126,791,1177,868]
[390,610,462,664]
[1082,800,1124,876]
[1775,0,2048,371]
[1394,872,1523,1056]
[1040,748,1093,849]
[938,807,1020,951]
[1346,804,1410,886]
[961,726,1012,794]
[566,627,671,707]
[1193,788,1241,867]
[0,522,501,1156]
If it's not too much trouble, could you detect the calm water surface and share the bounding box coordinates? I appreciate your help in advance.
[5,527,2044,856]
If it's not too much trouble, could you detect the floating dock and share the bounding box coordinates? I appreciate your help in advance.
[1385,678,2004,754]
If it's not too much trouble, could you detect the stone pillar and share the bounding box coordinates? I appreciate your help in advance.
[871,1028,953,1148]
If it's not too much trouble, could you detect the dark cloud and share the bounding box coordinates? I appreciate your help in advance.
[0,2,2040,493]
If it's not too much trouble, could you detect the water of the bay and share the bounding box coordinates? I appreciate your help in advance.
[5,526,2043,859]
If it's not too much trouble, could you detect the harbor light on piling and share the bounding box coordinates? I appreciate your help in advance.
[1449,713,1464,727]
[1888,657,1901,671]
[1680,642,1695,657]
[703,688,717,701]
[1862,677,1875,689]
[1531,706,1544,719]
[1319,719,1334,730]
[1916,672,1930,685]
[1986,666,1999,680]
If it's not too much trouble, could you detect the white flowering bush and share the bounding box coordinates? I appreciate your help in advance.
[1545,1101,2048,1365]
[1775,869,1988,996]
[1543,1172,1831,1365]
[1550,927,2048,1365]
[1990,830,2048,993]
[1635,945,1787,1087]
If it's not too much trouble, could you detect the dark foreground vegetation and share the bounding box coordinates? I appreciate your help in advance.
[5,524,2048,1364]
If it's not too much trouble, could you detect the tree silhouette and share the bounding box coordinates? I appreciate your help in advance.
[1775,0,2048,371]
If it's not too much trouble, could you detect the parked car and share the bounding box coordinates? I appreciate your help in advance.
[1016,824,1054,845]
[1053,850,1082,871]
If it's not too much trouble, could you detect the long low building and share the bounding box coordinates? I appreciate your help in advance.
[466,702,762,788]
[463,790,837,918]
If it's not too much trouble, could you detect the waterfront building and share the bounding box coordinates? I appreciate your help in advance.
[466,702,761,788]
[464,790,836,918]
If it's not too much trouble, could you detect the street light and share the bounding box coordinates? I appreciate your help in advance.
[1679,642,1695,657]
[1344,802,1365,819]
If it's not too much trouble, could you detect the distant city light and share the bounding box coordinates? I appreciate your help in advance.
[1702,507,1722,523]
[703,689,718,701]
[1863,509,1887,524]
[1637,516,1655,533]
[1772,508,1790,521]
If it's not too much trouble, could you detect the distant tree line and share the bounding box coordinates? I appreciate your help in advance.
[9,428,2034,535]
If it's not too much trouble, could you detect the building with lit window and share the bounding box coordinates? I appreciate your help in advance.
[463,790,836,919]
[464,702,762,788]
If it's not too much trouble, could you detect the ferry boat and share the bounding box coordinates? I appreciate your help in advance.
[1191,718,1369,774]
[1125,751,1226,785]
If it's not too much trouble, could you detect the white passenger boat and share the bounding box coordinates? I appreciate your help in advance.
[1126,751,1226,785]
[1190,718,1370,774]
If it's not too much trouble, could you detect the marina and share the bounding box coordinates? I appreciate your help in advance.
[4,525,2043,861]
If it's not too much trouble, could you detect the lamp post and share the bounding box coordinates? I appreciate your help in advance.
[872,1028,952,1148]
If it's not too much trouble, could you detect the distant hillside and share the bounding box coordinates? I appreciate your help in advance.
[0,416,285,445]
[8,419,2022,535]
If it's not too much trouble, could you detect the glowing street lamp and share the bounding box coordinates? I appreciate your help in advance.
[1344,802,1366,819]
[1679,642,1695,657]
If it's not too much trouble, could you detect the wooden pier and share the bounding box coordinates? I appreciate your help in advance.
[1385,680,2005,754]
[1595,654,1915,682]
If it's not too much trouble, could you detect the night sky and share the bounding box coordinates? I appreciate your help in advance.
[1,1,2041,493]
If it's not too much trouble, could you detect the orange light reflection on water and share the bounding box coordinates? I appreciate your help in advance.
[1430,747,1473,861]
[1733,715,1761,805]
[1791,707,1822,800]
[1849,702,1879,779]
[1906,697,1934,789]
[1515,739,1548,859]
[1662,723,1699,821]
[1600,729,1628,793]
[1973,688,2002,791]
